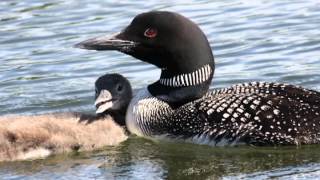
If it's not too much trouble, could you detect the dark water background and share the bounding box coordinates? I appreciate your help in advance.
[1,0,320,179]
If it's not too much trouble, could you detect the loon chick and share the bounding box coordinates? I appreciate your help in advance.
[0,73,132,161]
[76,11,320,146]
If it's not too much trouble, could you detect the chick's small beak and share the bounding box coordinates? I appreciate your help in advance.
[95,90,113,114]
[75,32,138,52]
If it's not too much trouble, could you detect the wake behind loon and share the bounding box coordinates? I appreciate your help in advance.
[76,11,320,146]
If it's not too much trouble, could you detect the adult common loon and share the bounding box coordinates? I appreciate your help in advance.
[0,74,131,161]
[76,11,320,146]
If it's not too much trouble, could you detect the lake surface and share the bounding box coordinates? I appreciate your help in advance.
[1,0,320,179]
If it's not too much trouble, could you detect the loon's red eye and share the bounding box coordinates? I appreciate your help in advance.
[144,28,157,38]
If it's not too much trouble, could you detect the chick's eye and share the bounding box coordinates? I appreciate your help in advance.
[144,28,157,38]
[117,85,123,92]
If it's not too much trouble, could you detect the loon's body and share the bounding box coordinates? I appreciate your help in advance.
[0,74,132,161]
[127,82,320,145]
[77,11,320,146]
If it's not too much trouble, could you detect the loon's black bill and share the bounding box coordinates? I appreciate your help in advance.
[75,33,137,52]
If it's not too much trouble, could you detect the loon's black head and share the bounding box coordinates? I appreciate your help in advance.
[77,11,215,106]
[95,73,132,125]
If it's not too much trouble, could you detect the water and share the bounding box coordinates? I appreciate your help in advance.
[1,0,320,179]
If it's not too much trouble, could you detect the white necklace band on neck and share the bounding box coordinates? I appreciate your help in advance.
[159,64,212,87]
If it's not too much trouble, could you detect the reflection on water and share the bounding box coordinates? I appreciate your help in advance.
[1,0,320,179]
[1,138,320,179]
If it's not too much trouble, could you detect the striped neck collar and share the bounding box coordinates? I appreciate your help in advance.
[159,64,213,87]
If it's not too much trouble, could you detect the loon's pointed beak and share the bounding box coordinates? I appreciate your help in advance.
[95,90,113,114]
[75,33,137,52]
